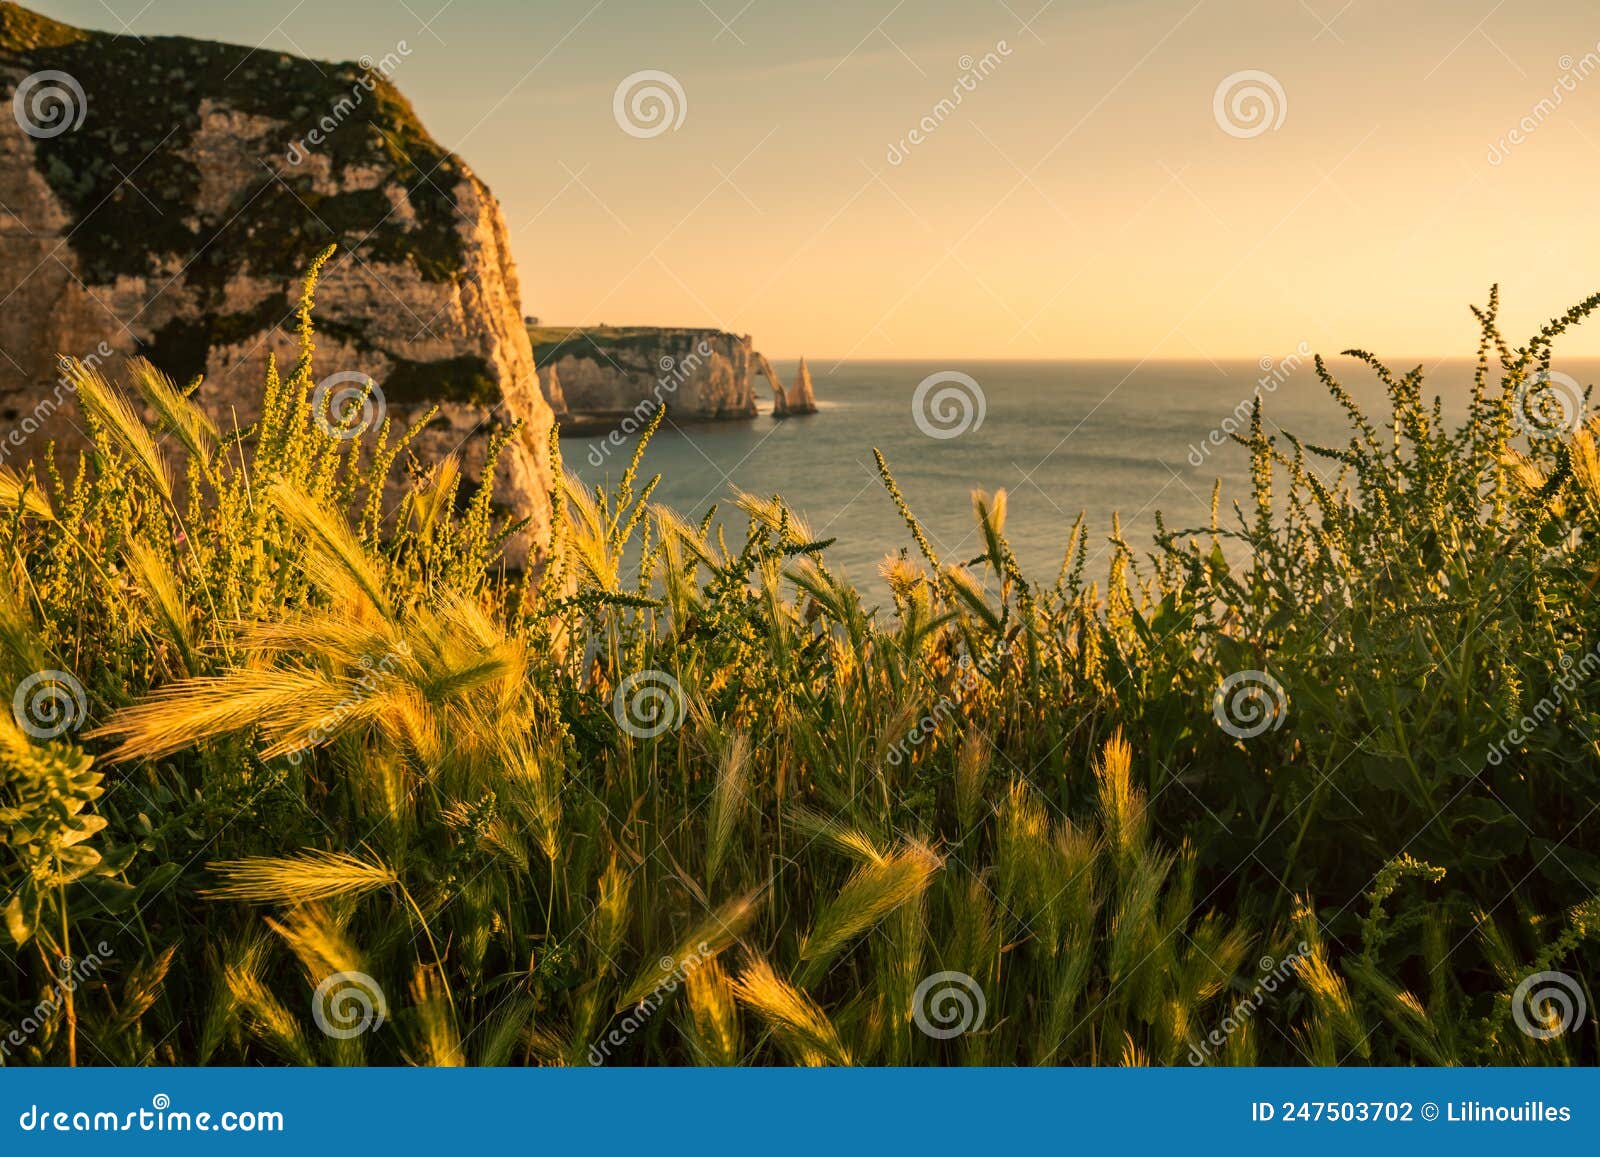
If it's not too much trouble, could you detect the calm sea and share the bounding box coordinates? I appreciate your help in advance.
[568,357,1599,598]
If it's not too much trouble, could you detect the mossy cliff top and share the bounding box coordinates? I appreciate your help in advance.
[0,1,468,287]
[527,324,751,369]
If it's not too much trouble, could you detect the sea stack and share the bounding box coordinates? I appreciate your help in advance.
[786,356,818,415]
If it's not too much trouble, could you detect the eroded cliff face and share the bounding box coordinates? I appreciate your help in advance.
[538,363,567,417]
[529,325,817,428]
[0,3,554,562]
[530,327,758,422]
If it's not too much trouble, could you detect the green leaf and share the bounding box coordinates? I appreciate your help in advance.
[60,813,109,847]
[1359,756,1410,790]
[4,892,34,946]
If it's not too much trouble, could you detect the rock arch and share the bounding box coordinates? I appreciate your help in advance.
[753,351,789,416]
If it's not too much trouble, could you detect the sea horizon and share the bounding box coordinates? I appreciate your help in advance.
[570,355,1600,598]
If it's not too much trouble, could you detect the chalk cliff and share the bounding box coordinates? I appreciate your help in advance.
[529,325,816,429]
[0,3,554,561]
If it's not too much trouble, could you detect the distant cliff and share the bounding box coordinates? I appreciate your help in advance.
[529,325,816,432]
[0,3,554,561]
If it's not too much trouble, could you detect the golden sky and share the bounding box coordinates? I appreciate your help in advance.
[47,0,1600,359]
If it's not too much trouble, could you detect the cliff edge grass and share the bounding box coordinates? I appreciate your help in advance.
[1,283,1598,1066]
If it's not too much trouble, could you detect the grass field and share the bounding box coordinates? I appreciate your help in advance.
[1,256,1596,1066]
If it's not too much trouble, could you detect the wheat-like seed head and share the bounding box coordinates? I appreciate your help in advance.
[204,850,397,906]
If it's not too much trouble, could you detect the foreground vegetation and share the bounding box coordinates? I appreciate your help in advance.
[1,257,1597,1066]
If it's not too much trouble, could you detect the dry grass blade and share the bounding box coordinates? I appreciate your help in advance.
[785,557,857,623]
[618,894,758,1010]
[239,613,407,666]
[787,808,887,865]
[410,454,461,535]
[408,966,464,1067]
[972,487,1009,574]
[129,357,218,465]
[682,958,741,1065]
[264,904,359,974]
[731,956,852,1067]
[559,471,620,591]
[64,357,171,500]
[125,541,198,673]
[733,489,817,544]
[268,479,393,618]
[90,667,354,761]
[499,734,562,864]
[797,842,940,985]
[1096,730,1145,859]
[954,726,991,831]
[706,732,751,887]
[0,466,54,520]
[475,999,534,1067]
[205,850,397,905]
[654,505,721,570]
[223,950,316,1066]
[943,564,1003,632]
